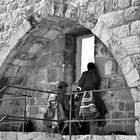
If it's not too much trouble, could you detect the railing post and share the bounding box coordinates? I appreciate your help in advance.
[69,93,72,140]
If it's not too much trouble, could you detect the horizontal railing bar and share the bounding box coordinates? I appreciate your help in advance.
[0,115,137,123]
[0,96,30,101]
[2,85,137,96]
[67,86,138,95]
[8,85,58,95]
[63,118,136,123]
[0,115,59,122]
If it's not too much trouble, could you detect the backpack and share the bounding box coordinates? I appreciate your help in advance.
[79,90,99,119]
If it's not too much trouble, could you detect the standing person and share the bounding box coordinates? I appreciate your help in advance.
[45,81,69,134]
[76,62,108,134]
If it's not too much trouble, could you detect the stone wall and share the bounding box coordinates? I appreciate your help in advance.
[94,37,135,134]
[0,0,140,138]
[0,132,137,140]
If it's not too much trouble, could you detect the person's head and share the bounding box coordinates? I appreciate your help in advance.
[58,81,68,92]
[87,62,96,70]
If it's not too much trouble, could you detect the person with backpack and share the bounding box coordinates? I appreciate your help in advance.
[76,62,108,134]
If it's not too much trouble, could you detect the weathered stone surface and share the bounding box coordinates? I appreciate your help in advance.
[125,68,140,86]
[4,65,19,77]
[44,30,61,40]
[7,2,18,11]
[118,0,130,8]
[131,20,140,35]
[107,34,121,51]
[112,112,123,118]
[124,6,140,22]
[91,19,106,37]
[100,25,113,45]
[100,10,124,27]
[113,24,129,38]
[29,106,39,115]
[52,52,64,66]
[0,5,7,15]
[125,102,135,111]
[131,88,140,101]
[120,57,134,75]
[47,67,57,82]
[108,76,125,88]
[122,36,140,46]
[125,44,140,55]
[132,0,140,6]
[105,59,118,75]
[37,53,51,67]
[95,0,106,16]
[0,0,5,5]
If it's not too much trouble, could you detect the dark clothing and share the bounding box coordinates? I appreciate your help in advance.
[78,70,98,91]
[77,68,108,132]
[56,88,69,113]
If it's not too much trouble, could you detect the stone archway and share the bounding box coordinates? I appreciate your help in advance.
[0,0,139,136]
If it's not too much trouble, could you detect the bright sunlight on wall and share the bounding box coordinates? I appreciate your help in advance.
[81,36,95,73]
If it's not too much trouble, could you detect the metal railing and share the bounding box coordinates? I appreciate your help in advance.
[0,84,138,140]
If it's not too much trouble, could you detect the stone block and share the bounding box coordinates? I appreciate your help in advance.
[87,1,96,13]
[122,36,140,46]
[131,20,140,35]
[100,10,124,28]
[128,112,135,118]
[95,0,106,16]
[47,67,57,82]
[119,102,125,111]
[100,25,113,45]
[125,68,140,86]
[108,76,125,88]
[29,106,39,115]
[52,52,64,66]
[131,88,140,102]
[124,6,140,22]
[126,44,140,55]
[112,112,124,118]
[37,53,51,67]
[44,30,61,40]
[0,0,4,5]
[95,42,109,58]
[132,0,140,6]
[120,56,134,75]
[0,5,7,15]
[113,24,129,38]
[107,34,121,51]
[118,0,130,8]
[7,2,18,11]
[91,19,106,37]
[4,65,19,77]
[106,102,115,111]
[125,102,135,111]
[105,58,118,75]
[100,77,108,89]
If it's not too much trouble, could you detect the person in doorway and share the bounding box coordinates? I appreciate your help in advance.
[76,62,108,134]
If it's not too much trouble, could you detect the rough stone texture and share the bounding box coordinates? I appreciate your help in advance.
[113,24,130,39]
[0,0,139,137]
[95,37,135,135]
[131,20,140,35]
[118,0,130,9]
[122,36,140,46]
[0,132,136,140]
[124,6,140,22]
